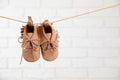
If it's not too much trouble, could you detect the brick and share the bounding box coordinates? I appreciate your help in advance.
[0,78,23,80]
[88,38,120,47]
[104,17,120,26]
[104,58,120,67]
[0,58,7,68]
[73,38,120,48]
[56,9,78,17]
[101,38,120,47]
[88,78,120,80]
[73,17,104,27]
[88,8,119,17]
[0,7,24,17]
[24,8,56,19]
[0,0,8,8]
[103,0,120,6]
[48,78,88,80]
[0,38,8,48]
[0,19,9,29]
[23,69,55,78]
[72,38,89,47]
[88,68,120,78]
[0,48,21,57]
[0,26,22,38]
[9,0,40,8]
[72,57,104,67]
[41,58,71,68]
[55,68,88,78]
[59,28,87,37]
[73,0,103,8]
[0,29,9,37]
[0,69,22,78]
[88,28,120,38]
[21,78,42,80]
[53,20,73,28]
[8,58,41,69]
[75,8,90,14]
[59,48,87,58]
[88,48,119,57]
[41,0,72,8]
[6,28,22,37]
[9,19,25,29]
[8,38,20,48]
[59,37,72,48]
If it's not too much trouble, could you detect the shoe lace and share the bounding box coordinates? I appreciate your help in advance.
[22,39,39,51]
[40,32,59,51]
[45,41,57,51]
[19,38,39,64]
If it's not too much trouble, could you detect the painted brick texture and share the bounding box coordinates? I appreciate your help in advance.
[0,0,120,80]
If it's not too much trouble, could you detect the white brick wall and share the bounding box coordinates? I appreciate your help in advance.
[0,0,120,80]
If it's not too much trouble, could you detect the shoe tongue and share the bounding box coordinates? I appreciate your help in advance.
[27,33,33,38]
[46,33,51,39]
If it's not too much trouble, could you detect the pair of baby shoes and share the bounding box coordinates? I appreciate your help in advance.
[19,16,59,64]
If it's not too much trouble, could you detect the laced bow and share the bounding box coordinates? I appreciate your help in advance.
[42,40,57,51]
[22,39,39,51]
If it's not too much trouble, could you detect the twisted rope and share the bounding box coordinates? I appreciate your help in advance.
[0,4,120,24]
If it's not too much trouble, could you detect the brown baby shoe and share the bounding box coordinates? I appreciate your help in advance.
[38,20,59,61]
[19,16,40,64]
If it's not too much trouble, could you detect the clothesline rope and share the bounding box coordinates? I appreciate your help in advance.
[52,3,120,23]
[0,16,27,23]
[0,3,120,24]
